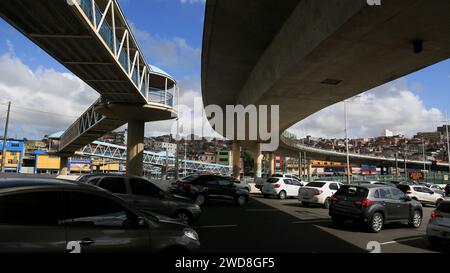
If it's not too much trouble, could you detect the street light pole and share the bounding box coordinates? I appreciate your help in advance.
[446,111,450,174]
[344,100,351,184]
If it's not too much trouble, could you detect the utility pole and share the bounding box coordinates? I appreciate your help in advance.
[422,137,426,173]
[184,140,187,176]
[395,152,399,178]
[344,100,351,184]
[1,101,11,173]
[404,142,408,181]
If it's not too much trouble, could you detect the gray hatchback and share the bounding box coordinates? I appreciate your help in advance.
[330,184,423,233]
[77,174,201,225]
[0,178,200,253]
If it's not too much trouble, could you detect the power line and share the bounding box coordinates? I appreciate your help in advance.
[10,106,79,119]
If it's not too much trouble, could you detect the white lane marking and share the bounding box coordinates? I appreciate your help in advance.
[195,225,238,229]
[291,219,331,224]
[380,236,426,245]
[245,209,279,212]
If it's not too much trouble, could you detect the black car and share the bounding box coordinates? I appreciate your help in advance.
[329,184,423,233]
[77,174,202,225]
[445,184,450,197]
[0,178,200,253]
[172,175,249,206]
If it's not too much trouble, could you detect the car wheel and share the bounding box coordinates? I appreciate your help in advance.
[369,212,384,233]
[236,195,247,206]
[301,201,309,207]
[174,211,193,225]
[408,210,422,228]
[195,194,206,206]
[332,216,345,226]
[278,191,287,200]
[323,198,331,209]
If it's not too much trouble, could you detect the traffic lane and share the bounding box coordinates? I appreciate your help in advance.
[194,197,364,253]
[252,194,438,253]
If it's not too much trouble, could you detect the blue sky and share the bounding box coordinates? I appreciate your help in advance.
[0,0,449,139]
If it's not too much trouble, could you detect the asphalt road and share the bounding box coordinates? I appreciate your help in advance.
[194,193,445,253]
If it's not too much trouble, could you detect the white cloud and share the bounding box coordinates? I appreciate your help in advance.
[0,51,98,139]
[131,25,201,75]
[289,80,444,139]
[145,75,222,139]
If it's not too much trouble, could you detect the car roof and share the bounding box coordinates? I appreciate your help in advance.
[0,177,101,193]
[346,184,385,189]
[310,180,340,183]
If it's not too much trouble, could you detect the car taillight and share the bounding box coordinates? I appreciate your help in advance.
[431,211,442,219]
[274,184,281,188]
[355,199,373,207]
[330,195,338,202]
[183,183,192,190]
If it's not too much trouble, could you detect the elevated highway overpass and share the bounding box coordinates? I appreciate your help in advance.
[201,0,450,178]
[279,133,450,172]
[0,0,178,176]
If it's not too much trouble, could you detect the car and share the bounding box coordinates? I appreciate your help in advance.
[262,177,303,200]
[427,201,450,248]
[77,174,201,225]
[355,180,380,184]
[329,184,423,233]
[445,184,450,197]
[171,175,249,206]
[226,176,251,192]
[374,182,397,187]
[256,173,304,191]
[397,184,444,207]
[298,181,343,208]
[272,173,305,185]
[0,178,200,253]
[429,185,446,197]
[169,174,201,192]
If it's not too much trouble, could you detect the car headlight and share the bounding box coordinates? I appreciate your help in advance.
[184,228,199,241]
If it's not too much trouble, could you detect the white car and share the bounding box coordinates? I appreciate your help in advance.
[298,181,343,208]
[262,177,303,200]
[272,173,307,186]
[398,184,444,207]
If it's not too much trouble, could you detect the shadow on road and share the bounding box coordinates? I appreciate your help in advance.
[195,197,365,253]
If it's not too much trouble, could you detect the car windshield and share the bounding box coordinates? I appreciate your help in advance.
[335,186,369,198]
[267,178,279,183]
[306,182,326,188]
[437,202,450,213]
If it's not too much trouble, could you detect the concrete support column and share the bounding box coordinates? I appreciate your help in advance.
[60,157,69,175]
[306,160,312,182]
[298,152,303,178]
[253,143,263,182]
[268,152,275,176]
[232,142,241,180]
[127,120,145,176]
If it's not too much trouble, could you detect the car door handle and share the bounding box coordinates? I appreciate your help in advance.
[79,238,95,246]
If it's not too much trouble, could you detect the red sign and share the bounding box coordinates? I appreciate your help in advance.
[409,171,424,181]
